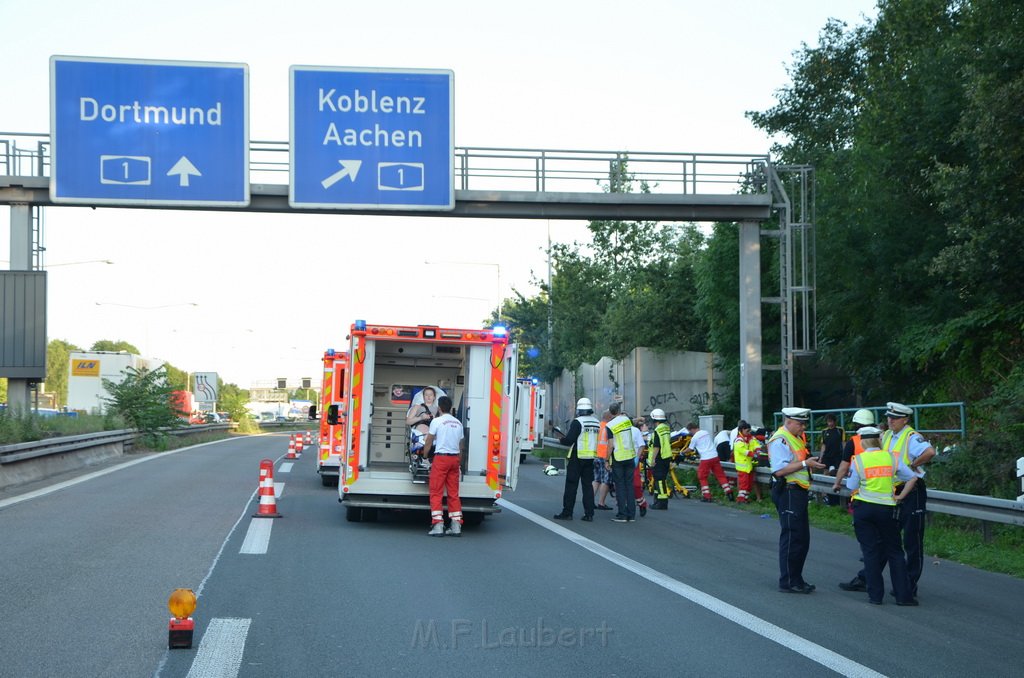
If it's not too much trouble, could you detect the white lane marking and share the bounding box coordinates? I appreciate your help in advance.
[185,617,251,678]
[239,518,274,555]
[279,462,294,473]
[273,482,284,498]
[498,499,886,678]
[153,487,259,678]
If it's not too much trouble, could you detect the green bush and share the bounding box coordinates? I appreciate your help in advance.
[101,365,184,449]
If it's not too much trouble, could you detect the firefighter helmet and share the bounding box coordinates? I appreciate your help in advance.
[543,464,560,476]
[650,408,667,421]
[575,397,593,413]
[852,409,875,426]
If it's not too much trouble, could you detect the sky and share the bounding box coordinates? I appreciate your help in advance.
[0,0,878,390]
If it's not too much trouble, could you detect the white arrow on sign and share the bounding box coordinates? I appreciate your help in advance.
[166,156,202,187]
[321,160,363,189]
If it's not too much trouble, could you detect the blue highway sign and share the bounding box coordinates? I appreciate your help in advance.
[50,56,249,206]
[290,66,453,210]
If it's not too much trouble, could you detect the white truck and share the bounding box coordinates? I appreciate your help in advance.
[66,351,164,414]
[330,320,521,524]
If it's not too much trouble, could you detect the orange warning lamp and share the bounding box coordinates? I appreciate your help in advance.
[169,588,196,618]
[168,588,197,649]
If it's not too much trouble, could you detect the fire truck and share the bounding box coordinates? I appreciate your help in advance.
[316,349,349,487]
[328,320,521,524]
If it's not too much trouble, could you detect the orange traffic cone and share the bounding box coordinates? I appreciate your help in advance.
[285,437,297,460]
[253,459,281,518]
[295,439,304,458]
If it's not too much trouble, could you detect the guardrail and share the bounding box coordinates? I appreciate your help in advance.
[0,422,315,491]
[540,438,1024,527]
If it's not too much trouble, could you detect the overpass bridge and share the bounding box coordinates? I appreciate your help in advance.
[1,132,815,420]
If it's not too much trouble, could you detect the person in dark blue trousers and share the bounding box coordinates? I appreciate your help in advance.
[768,407,826,593]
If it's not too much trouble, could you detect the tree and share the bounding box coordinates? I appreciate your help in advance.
[744,0,1023,495]
[101,364,183,448]
[219,382,250,423]
[162,363,189,392]
[91,339,141,354]
[45,339,83,408]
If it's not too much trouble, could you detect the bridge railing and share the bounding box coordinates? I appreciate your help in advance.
[3,132,769,197]
[540,437,1024,527]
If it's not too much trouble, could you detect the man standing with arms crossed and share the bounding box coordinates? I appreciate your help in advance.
[424,395,465,537]
[883,402,935,598]
[769,407,826,593]
[604,401,636,523]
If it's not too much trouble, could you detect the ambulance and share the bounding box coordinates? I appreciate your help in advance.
[316,349,349,487]
[329,320,521,524]
[515,378,546,463]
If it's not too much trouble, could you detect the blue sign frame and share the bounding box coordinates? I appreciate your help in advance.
[50,56,249,207]
[290,66,454,210]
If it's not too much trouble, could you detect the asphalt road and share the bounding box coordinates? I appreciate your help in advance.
[2,436,1022,678]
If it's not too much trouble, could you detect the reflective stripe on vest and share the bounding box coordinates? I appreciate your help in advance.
[768,426,810,489]
[609,417,635,462]
[852,449,897,506]
[882,427,914,467]
[575,415,600,459]
[733,437,759,473]
[652,423,672,460]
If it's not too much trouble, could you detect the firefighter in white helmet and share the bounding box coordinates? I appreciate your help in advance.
[553,397,600,521]
[648,409,673,510]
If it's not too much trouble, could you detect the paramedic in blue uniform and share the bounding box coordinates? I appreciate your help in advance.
[882,401,935,598]
[768,407,826,593]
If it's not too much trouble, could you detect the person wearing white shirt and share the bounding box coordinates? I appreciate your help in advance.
[882,402,935,599]
[424,395,465,537]
[686,423,734,502]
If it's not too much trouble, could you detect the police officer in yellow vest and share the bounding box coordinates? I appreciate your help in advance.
[844,426,919,606]
[605,401,637,523]
[883,401,935,599]
[554,398,600,522]
[648,409,672,510]
[768,407,826,593]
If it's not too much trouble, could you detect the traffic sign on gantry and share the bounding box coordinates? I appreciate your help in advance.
[50,56,249,207]
[290,66,454,210]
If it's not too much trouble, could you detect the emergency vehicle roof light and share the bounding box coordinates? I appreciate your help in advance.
[531,377,539,385]
[492,325,508,337]
[326,348,335,357]
[354,319,367,331]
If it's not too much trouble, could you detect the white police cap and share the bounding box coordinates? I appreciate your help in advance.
[885,402,913,418]
[781,407,811,422]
